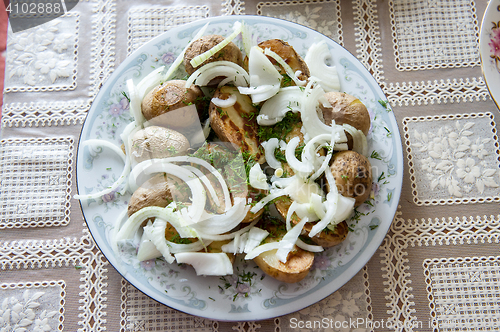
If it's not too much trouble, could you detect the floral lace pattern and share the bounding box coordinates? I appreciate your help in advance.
[257,0,343,45]
[4,13,79,93]
[0,137,74,229]
[0,281,65,332]
[404,113,500,205]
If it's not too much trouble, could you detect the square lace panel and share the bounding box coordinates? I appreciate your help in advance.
[0,280,65,332]
[256,0,343,45]
[277,266,373,331]
[127,6,210,55]
[423,256,500,331]
[390,0,480,71]
[4,12,79,93]
[381,212,500,331]
[0,137,74,228]
[403,112,500,205]
[120,279,215,332]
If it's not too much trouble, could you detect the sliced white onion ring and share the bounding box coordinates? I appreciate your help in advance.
[261,138,282,169]
[211,93,237,108]
[190,21,242,68]
[257,87,302,126]
[304,41,341,92]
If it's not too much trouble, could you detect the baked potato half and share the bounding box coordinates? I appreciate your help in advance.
[209,86,265,163]
[253,217,314,283]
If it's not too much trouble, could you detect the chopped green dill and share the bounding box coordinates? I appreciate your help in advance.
[387,192,393,202]
[217,107,227,117]
[378,172,386,182]
[257,111,301,142]
[106,167,112,171]
[378,99,389,108]
[121,91,130,103]
[281,73,293,87]
[274,149,287,163]
[169,234,192,245]
[370,150,382,160]
[341,175,349,180]
[369,224,379,230]
[209,297,215,301]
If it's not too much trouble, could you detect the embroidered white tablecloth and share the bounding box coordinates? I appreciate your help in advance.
[1,0,499,331]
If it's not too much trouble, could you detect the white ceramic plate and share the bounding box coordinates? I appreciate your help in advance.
[76,15,403,321]
[480,0,500,109]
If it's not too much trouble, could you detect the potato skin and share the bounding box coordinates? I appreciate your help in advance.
[130,126,190,163]
[329,150,372,206]
[127,173,190,216]
[141,80,206,126]
[253,219,314,283]
[184,35,244,75]
[258,39,310,84]
[209,86,265,163]
[321,92,371,136]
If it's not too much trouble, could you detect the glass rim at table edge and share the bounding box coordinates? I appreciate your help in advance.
[480,0,500,111]
[76,15,404,322]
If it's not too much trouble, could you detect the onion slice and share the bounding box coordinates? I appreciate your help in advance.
[192,197,249,235]
[249,163,269,190]
[211,93,237,108]
[128,160,206,224]
[238,46,281,104]
[257,87,302,126]
[185,61,249,88]
[263,48,306,86]
[163,23,209,81]
[261,138,282,169]
[126,79,146,126]
[304,41,341,92]
[174,252,234,276]
[190,21,242,68]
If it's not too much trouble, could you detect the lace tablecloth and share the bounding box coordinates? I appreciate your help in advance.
[1,0,499,331]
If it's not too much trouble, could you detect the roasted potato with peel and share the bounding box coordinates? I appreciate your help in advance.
[184,34,244,76]
[257,39,310,86]
[253,217,314,283]
[209,86,265,163]
[130,126,190,163]
[329,150,372,206]
[141,80,207,127]
[320,92,371,150]
[128,173,191,217]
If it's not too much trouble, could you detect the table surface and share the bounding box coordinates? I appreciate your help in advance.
[1,1,500,331]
